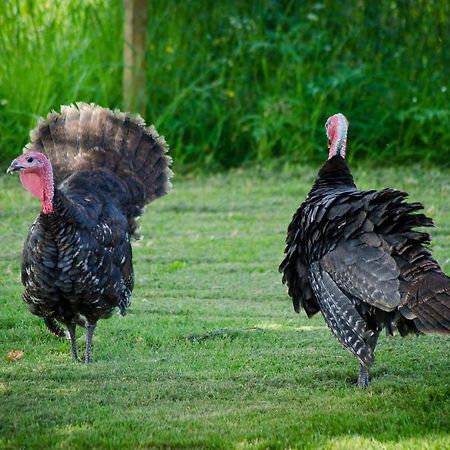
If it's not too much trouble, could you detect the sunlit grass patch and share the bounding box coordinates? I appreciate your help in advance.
[0,166,449,448]
[0,1,448,170]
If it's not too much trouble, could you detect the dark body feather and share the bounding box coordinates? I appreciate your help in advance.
[20,103,172,360]
[22,178,133,325]
[280,156,450,385]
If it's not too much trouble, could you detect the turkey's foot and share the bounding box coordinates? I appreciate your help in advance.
[357,363,370,388]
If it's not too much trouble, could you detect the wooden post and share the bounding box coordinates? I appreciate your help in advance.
[123,0,148,116]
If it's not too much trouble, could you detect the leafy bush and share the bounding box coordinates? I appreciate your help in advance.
[0,0,448,169]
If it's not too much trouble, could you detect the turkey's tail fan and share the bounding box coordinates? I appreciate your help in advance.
[376,191,450,335]
[25,102,172,209]
[43,317,69,339]
[400,272,450,334]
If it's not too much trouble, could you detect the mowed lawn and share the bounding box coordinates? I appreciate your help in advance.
[0,164,449,449]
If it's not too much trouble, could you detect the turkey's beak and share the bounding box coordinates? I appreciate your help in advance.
[6,160,24,174]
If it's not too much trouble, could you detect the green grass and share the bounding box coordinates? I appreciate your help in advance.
[0,165,449,449]
[0,0,449,169]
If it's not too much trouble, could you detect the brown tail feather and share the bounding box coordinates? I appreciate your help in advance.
[400,272,450,334]
[24,102,172,208]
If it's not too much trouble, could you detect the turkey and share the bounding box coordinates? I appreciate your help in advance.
[7,103,172,363]
[279,113,450,387]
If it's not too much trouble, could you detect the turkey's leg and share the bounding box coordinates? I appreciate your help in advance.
[84,324,96,364]
[357,330,380,388]
[67,324,79,361]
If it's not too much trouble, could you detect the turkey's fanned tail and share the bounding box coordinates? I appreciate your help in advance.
[43,317,69,339]
[400,272,450,334]
[375,191,450,334]
[25,102,172,209]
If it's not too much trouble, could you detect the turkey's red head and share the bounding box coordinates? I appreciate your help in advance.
[7,151,54,214]
[325,113,349,160]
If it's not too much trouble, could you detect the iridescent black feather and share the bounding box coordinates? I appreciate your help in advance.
[280,155,450,386]
[20,103,172,362]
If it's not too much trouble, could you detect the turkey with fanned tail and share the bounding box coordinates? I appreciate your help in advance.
[7,103,172,363]
[279,113,450,387]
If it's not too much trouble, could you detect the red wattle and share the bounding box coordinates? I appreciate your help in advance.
[20,172,43,198]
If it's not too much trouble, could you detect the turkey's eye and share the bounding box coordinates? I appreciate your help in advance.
[27,157,34,163]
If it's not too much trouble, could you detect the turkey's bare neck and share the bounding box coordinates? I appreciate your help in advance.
[41,163,55,214]
[328,116,348,159]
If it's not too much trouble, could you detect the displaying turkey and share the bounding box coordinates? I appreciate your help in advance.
[279,113,450,387]
[7,103,172,363]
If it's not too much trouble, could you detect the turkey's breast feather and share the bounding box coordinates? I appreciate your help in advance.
[22,172,132,326]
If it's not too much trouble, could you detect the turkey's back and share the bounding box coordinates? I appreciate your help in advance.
[281,157,443,337]
[25,102,172,234]
[22,170,133,326]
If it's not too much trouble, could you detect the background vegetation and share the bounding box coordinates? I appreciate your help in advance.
[1,166,449,449]
[0,0,449,170]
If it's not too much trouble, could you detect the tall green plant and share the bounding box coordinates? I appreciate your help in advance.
[0,0,448,169]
